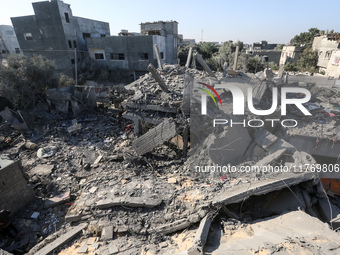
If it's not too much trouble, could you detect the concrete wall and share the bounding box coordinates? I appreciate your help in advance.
[87,35,161,71]
[0,25,21,58]
[312,35,340,69]
[140,21,178,64]
[0,159,35,213]
[252,50,281,65]
[11,0,110,76]
[279,46,303,65]
[325,50,340,78]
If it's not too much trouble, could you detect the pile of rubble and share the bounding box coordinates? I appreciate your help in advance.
[1,56,340,255]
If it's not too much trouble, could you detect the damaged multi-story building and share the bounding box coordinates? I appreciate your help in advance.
[11,0,110,76]
[0,25,21,62]
[279,45,304,65]
[247,40,281,65]
[313,33,340,78]
[86,21,178,77]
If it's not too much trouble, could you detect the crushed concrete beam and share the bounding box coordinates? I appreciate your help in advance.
[124,103,177,113]
[181,73,194,115]
[254,129,278,149]
[233,45,239,70]
[95,196,162,209]
[132,119,177,155]
[212,172,316,206]
[222,62,228,78]
[185,47,193,68]
[33,223,88,255]
[194,52,216,78]
[101,226,114,240]
[147,63,169,92]
[255,148,287,167]
[188,215,212,255]
[154,44,163,70]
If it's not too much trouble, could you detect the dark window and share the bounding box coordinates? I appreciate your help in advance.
[1,50,8,54]
[110,53,125,60]
[68,40,72,48]
[73,41,77,48]
[15,48,20,53]
[65,13,70,23]
[95,53,104,60]
[83,33,91,39]
[325,51,331,60]
[24,33,33,40]
[138,53,148,60]
[160,52,164,59]
[101,34,106,37]
[71,59,75,64]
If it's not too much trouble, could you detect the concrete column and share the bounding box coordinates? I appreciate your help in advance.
[185,47,193,68]
[233,45,239,70]
[154,44,163,70]
[223,62,228,78]
[194,52,216,78]
[147,63,169,92]
[192,54,196,69]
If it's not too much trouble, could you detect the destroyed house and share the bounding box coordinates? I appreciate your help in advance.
[313,34,340,78]
[86,21,178,76]
[11,0,110,76]
[248,40,281,65]
[0,25,21,61]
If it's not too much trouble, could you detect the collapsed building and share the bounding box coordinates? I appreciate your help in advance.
[1,48,340,255]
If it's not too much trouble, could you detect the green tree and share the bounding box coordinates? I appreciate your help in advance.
[297,47,319,72]
[197,42,219,59]
[0,55,57,109]
[246,55,265,73]
[290,28,323,46]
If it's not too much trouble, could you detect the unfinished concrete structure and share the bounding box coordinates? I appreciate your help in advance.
[312,34,340,77]
[11,0,110,76]
[279,45,304,65]
[0,25,21,62]
[86,21,178,76]
[0,158,35,213]
[248,41,281,65]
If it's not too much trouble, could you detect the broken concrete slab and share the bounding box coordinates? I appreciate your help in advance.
[207,210,340,255]
[255,148,286,167]
[101,226,114,240]
[154,44,163,70]
[37,146,57,159]
[32,223,88,255]
[194,52,216,78]
[95,196,162,209]
[77,244,88,253]
[44,190,70,208]
[188,214,212,255]
[212,172,316,206]
[252,81,269,105]
[181,73,194,115]
[108,242,119,254]
[29,164,54,177]
[132,119,177,155]
[147,63,169,92]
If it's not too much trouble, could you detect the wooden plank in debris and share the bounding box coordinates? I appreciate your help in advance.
[132,119,177,155]
[147,63,169,92]
[34,223,88,255]
[95,196,162,209]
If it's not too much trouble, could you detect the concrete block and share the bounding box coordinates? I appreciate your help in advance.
[77,244,87,253]
[101,226,114,240]
[254,129,278,149]
[108,242,119,254]
[132,119,177,155]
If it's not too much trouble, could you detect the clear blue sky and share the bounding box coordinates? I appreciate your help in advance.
[1,0,339,44]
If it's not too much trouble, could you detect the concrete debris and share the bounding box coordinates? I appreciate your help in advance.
[2,63,340,255]
[132,118,177,155]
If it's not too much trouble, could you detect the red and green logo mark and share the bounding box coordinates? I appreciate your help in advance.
[198,82,222,107]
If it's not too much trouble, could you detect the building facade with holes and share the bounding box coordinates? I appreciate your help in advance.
[86,21,178,77]
[11,0,110,77]
[0,25,22,63]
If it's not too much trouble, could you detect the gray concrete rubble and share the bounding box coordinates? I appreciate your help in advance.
[2,63,340,255]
